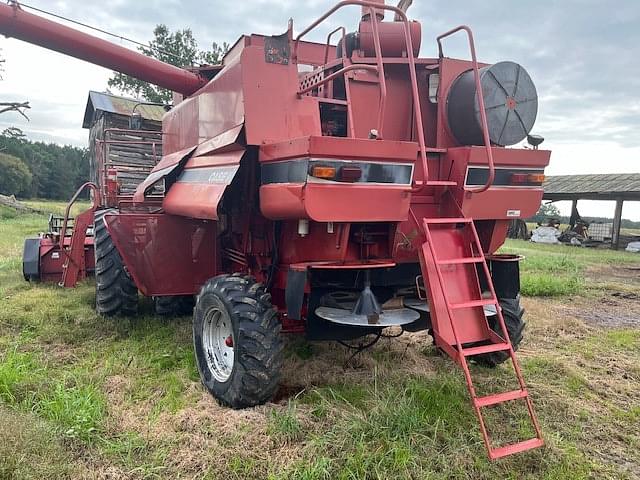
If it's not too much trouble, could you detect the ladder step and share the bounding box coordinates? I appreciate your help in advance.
[490,438,544,460]
[437,257,484,265]
[424,217,473,224]
[474,389,527,408]
[462,342,511,356]
[450,298,496,310]
[425,180,457,186]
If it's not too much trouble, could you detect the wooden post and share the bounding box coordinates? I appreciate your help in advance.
[612,198,624,250]
[569,199,579,228]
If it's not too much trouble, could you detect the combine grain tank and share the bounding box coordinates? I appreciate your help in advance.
[4,0,550,459]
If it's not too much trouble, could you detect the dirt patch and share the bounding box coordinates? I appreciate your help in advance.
[570,292,640,328]
[585,264,640,287]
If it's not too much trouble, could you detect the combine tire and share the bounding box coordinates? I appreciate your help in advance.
[154,295,195,316]
[193,274,283,408]
[94,209,138,316]
[473,295,525,367]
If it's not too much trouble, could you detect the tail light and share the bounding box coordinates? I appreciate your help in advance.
[338,166,362,182]
[310,165,336,180]
[527,173,546,185]
[511,172,545,185]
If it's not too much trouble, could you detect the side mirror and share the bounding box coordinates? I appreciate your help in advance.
[527,134,545,149]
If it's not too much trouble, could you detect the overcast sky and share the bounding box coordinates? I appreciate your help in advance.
[1,0,639,219]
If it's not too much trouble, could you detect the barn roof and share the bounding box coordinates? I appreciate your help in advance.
[82,91,166,128]
[543,173,640,201]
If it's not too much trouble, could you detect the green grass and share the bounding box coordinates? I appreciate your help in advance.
[501,239,640,296]
[0,201,638,479]
[22,198,92,216]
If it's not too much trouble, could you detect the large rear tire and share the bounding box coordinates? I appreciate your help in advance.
[94,209,138,316]
[473,295,525,367]
[193,274,283,408]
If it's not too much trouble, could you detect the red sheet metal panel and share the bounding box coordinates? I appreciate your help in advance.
[104,213,216,296]
[259,136,419,162]
[134,125,245,204]
[163,149,245,220]
[163,56,245,155]
[241,46,321,145]
[260,183,410,222]
[445,146,551,220]
[38,236,94,283]
[133,145,197,202]
[304,183,410,222]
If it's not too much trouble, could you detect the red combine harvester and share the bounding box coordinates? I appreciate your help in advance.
[4,0,550,459]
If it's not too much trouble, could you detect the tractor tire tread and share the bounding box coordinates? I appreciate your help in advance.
[94,209,138,316]
[193,273,283,409]
[473,296,526,367]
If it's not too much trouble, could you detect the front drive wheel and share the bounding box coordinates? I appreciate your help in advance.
[193,274,283,408]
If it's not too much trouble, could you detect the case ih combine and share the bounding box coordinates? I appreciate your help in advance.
[3,0,550,459]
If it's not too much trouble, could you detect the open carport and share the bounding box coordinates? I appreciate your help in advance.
[543,173,640,249]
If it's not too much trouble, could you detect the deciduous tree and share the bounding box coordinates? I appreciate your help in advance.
[108,25,228,104]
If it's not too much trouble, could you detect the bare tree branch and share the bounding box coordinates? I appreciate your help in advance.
[0,101,31,120]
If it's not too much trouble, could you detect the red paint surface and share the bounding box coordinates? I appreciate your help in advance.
[104,213,216,296]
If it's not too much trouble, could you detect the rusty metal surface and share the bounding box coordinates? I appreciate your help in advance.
[82,91,166,128]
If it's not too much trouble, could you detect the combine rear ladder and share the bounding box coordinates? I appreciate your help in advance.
[418,217,543,459]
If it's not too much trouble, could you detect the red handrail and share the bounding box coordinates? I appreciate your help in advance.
[58,182,100,251]
[323,26,347,65]
[294,0,428,183]
[437,25,495,193]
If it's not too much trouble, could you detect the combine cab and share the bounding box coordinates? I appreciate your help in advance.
[5,0,550,459]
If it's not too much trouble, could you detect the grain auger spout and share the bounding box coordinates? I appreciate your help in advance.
[0,2,207,96]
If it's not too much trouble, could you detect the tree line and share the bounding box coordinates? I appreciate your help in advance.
[0,130,89,200]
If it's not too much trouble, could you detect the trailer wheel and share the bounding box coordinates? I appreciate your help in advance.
[154,295,195,316]
[473,296,525,367]
[193,274,283,408]
[94,209,138,316]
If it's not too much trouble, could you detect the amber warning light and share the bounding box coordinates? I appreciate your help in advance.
[511,172,545,185]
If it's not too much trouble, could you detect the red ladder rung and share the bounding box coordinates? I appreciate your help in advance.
[423,217,473,224]
[450,298,496,310]
[490,438,544,460]
[474,389,527,408]
[462,342,510,357]
[420,217,544,459]
[437,257,484,265]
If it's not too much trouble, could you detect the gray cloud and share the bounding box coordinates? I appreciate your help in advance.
[1,1,639,155]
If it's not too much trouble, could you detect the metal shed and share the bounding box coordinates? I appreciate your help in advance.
[543,173,640,249]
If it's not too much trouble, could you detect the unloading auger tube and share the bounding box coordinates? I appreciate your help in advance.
[0,2,207,96]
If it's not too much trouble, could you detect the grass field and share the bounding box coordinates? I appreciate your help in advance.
[1,201,639,479]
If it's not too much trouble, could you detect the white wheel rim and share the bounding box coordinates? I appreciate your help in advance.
[202,300,234,382]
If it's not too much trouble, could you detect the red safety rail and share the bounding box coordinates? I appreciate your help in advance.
[294,0,437,188]
[419,217,543,459]
[58,182,100,288]
[436,26,495,193]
